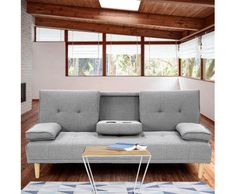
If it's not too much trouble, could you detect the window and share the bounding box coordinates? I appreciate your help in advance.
[106,45,141,76]
[64,30,214,79]
[181,58,201,79]
[67,31,103,76]
[179,38,201,79]
[145,45,178,76]
[68,45,102,76]
[68,31,102,42]
[201,32,214,81]
[36,27,64,41]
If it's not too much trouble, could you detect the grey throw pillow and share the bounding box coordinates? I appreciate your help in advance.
[176,123,211,142]
[97,120,142,136]
[26,123,62,141]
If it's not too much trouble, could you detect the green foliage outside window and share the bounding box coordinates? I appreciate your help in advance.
[181,58,201,79]
[107,54,141,76]
[145,58,178,76]
[68,58,102,76]
[203,59,215,81]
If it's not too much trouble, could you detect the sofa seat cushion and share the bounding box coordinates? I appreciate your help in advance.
[96,120,142,135]
[26,123,61,141]
[26,131,211,163]
[176,123,211,142]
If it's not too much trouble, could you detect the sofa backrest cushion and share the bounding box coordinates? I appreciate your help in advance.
[39,90,100,132]
[139,90,200,131]
[100,92,139,121]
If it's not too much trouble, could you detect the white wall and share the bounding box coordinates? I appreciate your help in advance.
[179,77,214,121]
[32,42,180,99]
[21,0,34,114]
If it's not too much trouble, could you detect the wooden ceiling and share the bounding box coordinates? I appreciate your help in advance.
[27,0,214,41]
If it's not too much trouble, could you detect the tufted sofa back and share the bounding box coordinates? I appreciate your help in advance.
[139,90,200,131]
[39,90,100,132]
[39,90,200,132]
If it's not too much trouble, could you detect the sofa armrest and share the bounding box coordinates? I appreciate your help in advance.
[26,123,62,141]
[176,123,211,142]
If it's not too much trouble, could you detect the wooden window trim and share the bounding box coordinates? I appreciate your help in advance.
[102,33,106,76]
[34,26,36,42]
[178,58,181,77]
[200,58,204,80]
[65,30,68,76]
[141,36,145,76]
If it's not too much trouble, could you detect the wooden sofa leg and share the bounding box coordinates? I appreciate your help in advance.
[34,163,40,179]
[198,163,205,179]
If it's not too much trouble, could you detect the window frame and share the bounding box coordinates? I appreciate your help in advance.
[144,44,179,77]
[67,44,103,77]
[65,31,179,77]
[106,44,142,77]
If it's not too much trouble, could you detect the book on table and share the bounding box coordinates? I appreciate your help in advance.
[107,143,147,151]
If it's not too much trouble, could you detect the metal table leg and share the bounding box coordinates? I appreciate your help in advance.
[134,155,152,194]
[82,156,97,194]
[133,156,143,193]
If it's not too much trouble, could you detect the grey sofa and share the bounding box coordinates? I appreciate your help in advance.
[26,90,211,179]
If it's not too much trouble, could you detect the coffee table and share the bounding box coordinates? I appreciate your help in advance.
[82,145,151,194]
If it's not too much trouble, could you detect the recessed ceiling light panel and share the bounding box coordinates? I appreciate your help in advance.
[99,0,141,11]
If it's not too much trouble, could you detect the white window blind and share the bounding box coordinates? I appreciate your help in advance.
[145,45,177,58]
[106,34,140,41]
[145,37,177,41]
[106,45,140,55]
[36,27,64,41]
[68,45,102,58]
[68,31,102,42]
[179,38,200,58]
[201,31,214,59]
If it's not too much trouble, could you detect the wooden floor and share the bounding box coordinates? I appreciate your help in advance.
[21,100,214,189]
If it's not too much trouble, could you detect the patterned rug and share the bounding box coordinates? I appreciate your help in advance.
[22,181,214,194]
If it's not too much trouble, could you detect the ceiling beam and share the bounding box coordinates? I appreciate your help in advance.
[179,24,214,42]
[145,0,214,8]
[205,14,214,26]
[27,2,205,31]
[35,17,183,39]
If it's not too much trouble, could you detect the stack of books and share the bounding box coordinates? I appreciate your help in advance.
[107,143,147,151]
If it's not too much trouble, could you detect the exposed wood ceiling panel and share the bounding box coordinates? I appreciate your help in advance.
[27,2,205,31]
[143,0,214,8]
[26,0,214,40]
[35,17,183,39]
[139,0,214,18]
[27,0,100,8]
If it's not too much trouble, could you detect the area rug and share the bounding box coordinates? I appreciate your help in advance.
[22,181,214,194]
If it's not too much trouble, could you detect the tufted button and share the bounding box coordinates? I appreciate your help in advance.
[76,110,81,113]
[158,109,162,113]
[178,109,182,113]
[57,109,60,113]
